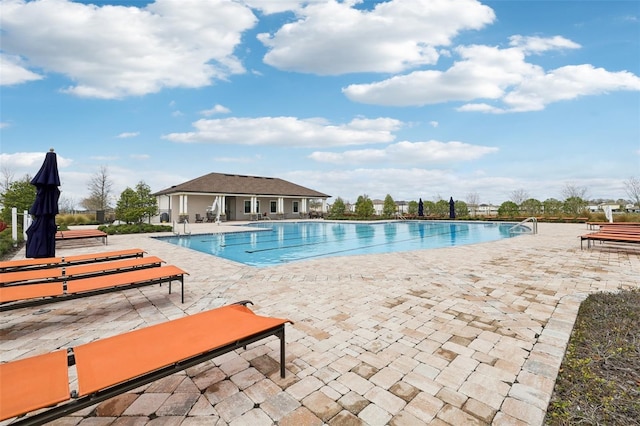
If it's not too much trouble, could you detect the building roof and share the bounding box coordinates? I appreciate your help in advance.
[153,172,330,198]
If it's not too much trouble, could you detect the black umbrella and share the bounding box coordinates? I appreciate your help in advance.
[418,198,424,217]
[26,149,61,258]
[449,197,456,219]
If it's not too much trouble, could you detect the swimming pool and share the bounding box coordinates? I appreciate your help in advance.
[155,221,529,267]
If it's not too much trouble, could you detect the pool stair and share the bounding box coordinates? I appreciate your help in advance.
[509,217,538,235]
[172,220,191,236]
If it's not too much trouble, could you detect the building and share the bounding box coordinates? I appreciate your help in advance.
[153,172,330,223]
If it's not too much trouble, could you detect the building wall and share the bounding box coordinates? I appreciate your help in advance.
[154,193,318,222]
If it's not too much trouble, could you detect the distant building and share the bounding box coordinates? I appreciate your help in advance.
[476,203,499,216]
[153,172,330,222]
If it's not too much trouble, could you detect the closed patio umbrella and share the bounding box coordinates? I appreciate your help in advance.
[26,149,61,258]
[418,198,424,217]
[449,197,456,219]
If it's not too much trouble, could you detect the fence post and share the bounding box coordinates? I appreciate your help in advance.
[11,207,17,246]
[23,210,30,240]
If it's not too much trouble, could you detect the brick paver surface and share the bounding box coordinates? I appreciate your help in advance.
[2,222,638,425]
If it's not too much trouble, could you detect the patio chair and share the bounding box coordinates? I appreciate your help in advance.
[195,213,204,223]
[0,256,165,286]
[0,248,146,273]
[0,301,293,425]
[0,264,188,311]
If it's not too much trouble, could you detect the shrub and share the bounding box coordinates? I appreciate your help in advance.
[0,228,23,259]
[98,223,172,235]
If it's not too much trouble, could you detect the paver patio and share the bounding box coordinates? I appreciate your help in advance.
[1,221,638,425]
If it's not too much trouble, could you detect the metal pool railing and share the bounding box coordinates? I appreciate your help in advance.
[509,217,538,235]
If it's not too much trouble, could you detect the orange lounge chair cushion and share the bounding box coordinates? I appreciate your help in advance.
[0,282,64,303]
[74,304,290,395]
[62,248,144,264]
[62,256,164,276]
[0,268,62,285]
[0,350,70,421]
[66,265,185,294]
[0,257,61,271]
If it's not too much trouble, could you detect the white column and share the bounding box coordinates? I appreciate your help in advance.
[23,210,30,239]
[322,199,327,213]
[220,196,226,215]
[278,197,284,214]
[302,198,307,213]
[11,208,17,244]
[251,196,257,214]
[179,195,188,214]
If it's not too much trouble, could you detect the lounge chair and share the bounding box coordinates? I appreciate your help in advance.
[0,248,145,273]
[0,264,188,311]
[195,213,204,223]
[55,229,108,245]
[586,221,640,230]
[580,228,640,249]
[1,256,165,286]
[0,301,293,425]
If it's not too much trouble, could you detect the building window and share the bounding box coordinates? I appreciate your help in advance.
[270,200,277,213]
[293,201,299,213]
[244,200,259,214]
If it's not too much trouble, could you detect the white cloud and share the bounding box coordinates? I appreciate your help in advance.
[200,104,231,116]
[242,0,317,14]
[0,151,72,172]
[0,53,43,86]
[0,122,10,129]
[0,0,257,98]
[344,37,640,112]
[90,155,119,162]
[258,0,494,74]
[508,35,581,54]
[162,116,402,147]
[116,132,140,138]
[130,154,150,160]
[214,155,262,163]
[429,121,439,128]
[500,64,640,112]
[309,140,498,165]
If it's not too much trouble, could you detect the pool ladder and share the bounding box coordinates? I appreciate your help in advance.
[509,217,537,235]
[173,220,191,236]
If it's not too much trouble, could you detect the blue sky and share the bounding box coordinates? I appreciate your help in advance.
[1,0,639,209]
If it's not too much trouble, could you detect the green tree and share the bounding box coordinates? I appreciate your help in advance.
[423,200,436,216]
[407,200,418,215]
[543,198,563,216]
[382,194,396,218]
[498,201,519,217]
[563,196,587,216]
[520,198,542,215]
[454,200,469,218]
[115,188,143,224]
[135,181,158,224]
[0,177,35,226]
[355,194,374,218]
[433,199,449,217]
[329,197,346,217]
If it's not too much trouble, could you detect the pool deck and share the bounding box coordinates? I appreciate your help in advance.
[2,221,639,426]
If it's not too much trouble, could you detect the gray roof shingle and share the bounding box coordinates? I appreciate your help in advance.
[153,172,330,198]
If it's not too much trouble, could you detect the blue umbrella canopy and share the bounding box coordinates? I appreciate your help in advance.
[449,197,456,219]
[26,149,60,258]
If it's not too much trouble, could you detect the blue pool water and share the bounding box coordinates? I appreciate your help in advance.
[155,221,528,267]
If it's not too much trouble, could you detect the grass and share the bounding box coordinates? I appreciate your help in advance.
[545,288,640,425]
